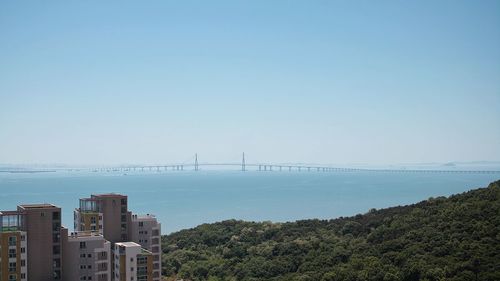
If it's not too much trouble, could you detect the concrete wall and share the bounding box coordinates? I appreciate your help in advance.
[62,232,111,281]
[18,205,62,281]
[130,216,162,281]
[0,231,27,281]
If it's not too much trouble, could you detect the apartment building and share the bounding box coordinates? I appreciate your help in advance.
[62,230,111,281]
[74,198,104,235]
[75,194,162,281]
[75,194,131,243]
[130,214,161,281]
[92,194,131,243]
[0,211,28,281]
[1,194,160,281]
[114,242,153,281]
[17,204,63,281]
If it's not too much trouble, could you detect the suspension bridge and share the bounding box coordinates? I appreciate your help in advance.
[89,153,500,174]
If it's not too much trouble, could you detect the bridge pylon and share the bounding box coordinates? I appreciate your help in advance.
[195,153,199,171]
[242,152,246,172]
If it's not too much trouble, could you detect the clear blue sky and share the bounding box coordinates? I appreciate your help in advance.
[1,1,499,165]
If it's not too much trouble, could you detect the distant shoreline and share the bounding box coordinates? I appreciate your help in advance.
[0,170,56,173]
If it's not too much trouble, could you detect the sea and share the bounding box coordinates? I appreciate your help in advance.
[0,170,499,234]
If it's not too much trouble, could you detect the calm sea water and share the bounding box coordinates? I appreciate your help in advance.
[0,171,498,234]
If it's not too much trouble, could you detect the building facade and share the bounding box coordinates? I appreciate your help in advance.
[90,194,131,243]
[130,214,161,281]
[17,204,63,281]
[114,242,153,281]
[0,211,28,281]
[62,230,111,281]
[1,194,160,281]
[74,198,104,235]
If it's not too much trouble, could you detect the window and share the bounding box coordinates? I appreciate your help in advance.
[91,216,96,224]
[21,247,25,253]
[21,273,25,279]
[9,236,16,246]
[88,254,92,258]
[80,253,86,258]
[21,260,26,266]
[53,245,61,255]
[9,274,16,281]
[53,212,60,220]
[53,233,60,243]
[80,242,86,249]
[9,262,16,272]
[138,222,144,227]
[9,248,16,258]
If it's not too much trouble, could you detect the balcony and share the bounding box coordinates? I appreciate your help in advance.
[79,198,100,212]
[0,211,25,232]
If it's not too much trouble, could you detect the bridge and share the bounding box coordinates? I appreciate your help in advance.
[89,153,500,175]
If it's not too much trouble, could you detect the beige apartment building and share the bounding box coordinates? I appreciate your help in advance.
[75,193,160,281]
[114,242,153,281]
[1,193,159,281]
[17,204,63,281]
[74,198,104,235]
[130,214,161,281]
[61,230,111,281]
[0,211,28,281]
[78,194,132,243]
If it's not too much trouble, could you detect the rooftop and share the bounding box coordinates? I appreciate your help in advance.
[141,248,152,255]
[116,241,141,247]
[0,210,22,215]
[132,214,157,221]
[18,203,59,209]
[68,231,105,240]
[91,193,127,198]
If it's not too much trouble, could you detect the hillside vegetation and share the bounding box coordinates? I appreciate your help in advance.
[161,180,500,281]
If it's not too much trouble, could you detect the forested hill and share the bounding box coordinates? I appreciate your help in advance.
[161,180,500,281]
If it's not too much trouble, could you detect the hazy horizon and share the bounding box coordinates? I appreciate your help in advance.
[1,1,499,165]
[2,160,500,169]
